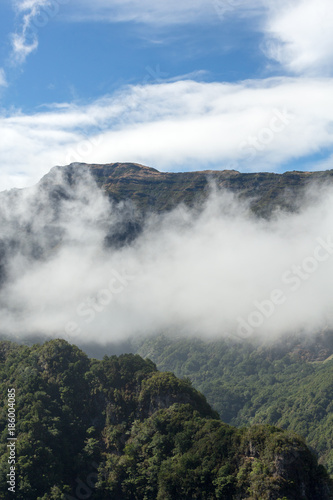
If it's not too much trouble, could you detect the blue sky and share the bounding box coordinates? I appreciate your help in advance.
[0,0,333,189]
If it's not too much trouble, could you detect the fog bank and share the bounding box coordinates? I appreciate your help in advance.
[1,167,333,344]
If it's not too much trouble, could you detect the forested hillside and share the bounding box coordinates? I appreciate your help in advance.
[0,339,332,499]
[135,334,333,477]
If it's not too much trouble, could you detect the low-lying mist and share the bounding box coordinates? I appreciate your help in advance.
[1,165,333,345]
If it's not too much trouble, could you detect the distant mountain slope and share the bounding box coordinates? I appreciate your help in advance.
[135,334,333,477]
[0,339,332,500]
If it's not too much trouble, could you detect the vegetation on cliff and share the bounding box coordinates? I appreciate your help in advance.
[0,339,332,499]
[135,334,333,477]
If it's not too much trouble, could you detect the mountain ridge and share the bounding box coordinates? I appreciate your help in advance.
[38,162,333,216]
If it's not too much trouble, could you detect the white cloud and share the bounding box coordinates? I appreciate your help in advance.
[10,0,53,64]
[262,0,333,75]
[1,77,333,189]
[62,0,266,27]
[66,0,217,25]
[0,68,7,87]
[11,32,38,63]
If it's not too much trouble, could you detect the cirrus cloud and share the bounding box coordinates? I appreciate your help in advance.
[10,0,62,64]
[0,68,7,87]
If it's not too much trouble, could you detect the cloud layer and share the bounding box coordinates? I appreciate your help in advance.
[1,166,333,344]
[263,0,333,75]
[1,77,333,189]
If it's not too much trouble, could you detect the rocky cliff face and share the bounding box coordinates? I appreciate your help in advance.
[83,161,333,216]
[239,427,332,500]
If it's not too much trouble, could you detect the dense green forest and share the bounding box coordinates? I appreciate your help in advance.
[0,339,332,499]
[135,335,333,478]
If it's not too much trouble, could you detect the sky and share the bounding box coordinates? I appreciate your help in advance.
[0,0,333,189]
